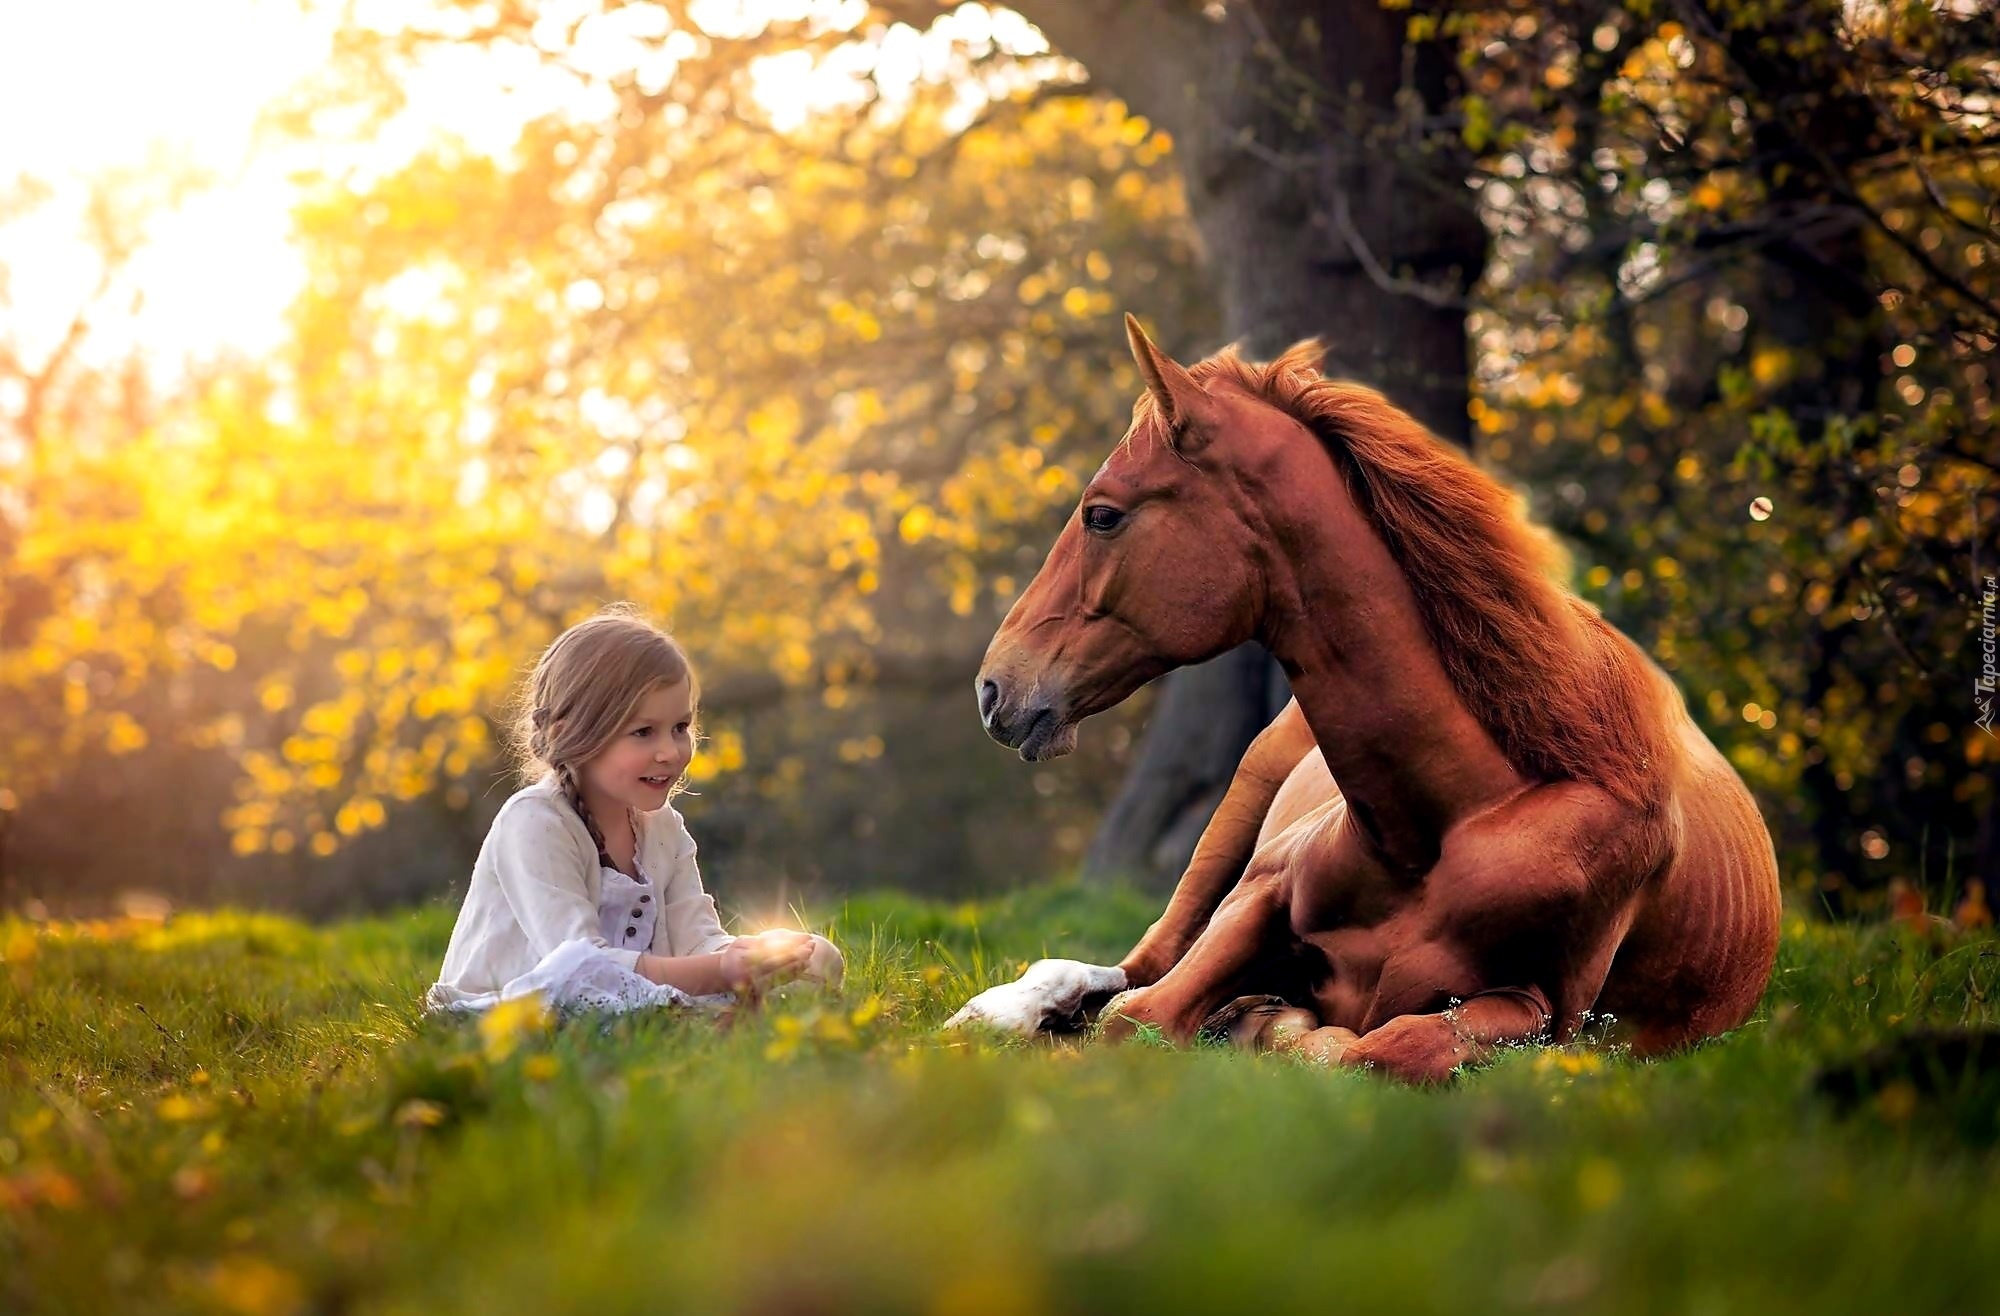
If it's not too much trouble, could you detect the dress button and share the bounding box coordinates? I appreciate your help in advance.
[626,926,638,937]
[639,894,651,903]
[631,907,644,919]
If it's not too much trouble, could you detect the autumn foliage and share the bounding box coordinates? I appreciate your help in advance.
[0,1,1992,912]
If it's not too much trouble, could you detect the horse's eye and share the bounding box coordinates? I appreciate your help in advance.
[1082,504,1125,534]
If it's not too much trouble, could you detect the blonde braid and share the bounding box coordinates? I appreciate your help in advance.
[557,762,613,870]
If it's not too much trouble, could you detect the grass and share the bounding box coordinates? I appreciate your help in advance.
[3,886,1998,1316]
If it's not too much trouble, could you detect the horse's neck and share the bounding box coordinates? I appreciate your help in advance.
[1256,457,1527,868]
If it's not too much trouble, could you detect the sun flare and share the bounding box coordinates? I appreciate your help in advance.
[0,0,1045,373]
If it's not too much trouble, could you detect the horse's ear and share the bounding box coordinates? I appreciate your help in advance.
[1125,313,1212,446]
[1273,337,1326,379]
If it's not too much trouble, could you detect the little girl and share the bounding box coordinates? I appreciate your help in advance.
[427,606,842,1014]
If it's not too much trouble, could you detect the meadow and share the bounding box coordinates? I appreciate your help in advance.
[3,885,1998,1316]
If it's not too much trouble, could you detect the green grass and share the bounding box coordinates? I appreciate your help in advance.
[3,888,1997,1316]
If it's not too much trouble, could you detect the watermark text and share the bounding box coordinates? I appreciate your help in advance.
[1978,573,1997,735]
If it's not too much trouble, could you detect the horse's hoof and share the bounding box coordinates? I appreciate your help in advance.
[1096,988,1175,1043]
[944,960,1128,1034]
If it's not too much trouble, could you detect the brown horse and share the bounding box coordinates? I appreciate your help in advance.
[947,316,1780,1083]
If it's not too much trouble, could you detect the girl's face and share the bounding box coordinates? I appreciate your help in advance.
[578,679,695,816]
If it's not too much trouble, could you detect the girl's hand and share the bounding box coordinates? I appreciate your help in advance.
[720,930,816,994]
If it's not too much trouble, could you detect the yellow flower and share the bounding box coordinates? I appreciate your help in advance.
[765,1013,804,1062]
[477,994,553,1062]
[1,924,37,966]
[157,1094,213,1123]
[521,1054,560,1082]
[205,1256,306,1316]
[393,1099,447,1130]
[1534,1049,1602,1078]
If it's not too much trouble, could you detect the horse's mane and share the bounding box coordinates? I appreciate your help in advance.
[1156,343,1674,807]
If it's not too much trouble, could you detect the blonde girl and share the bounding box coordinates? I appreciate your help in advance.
[428,606,841,1014]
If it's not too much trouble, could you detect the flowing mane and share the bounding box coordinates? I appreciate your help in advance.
[1154,343,1674,808]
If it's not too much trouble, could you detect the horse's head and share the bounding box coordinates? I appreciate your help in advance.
[977,315,1313,760]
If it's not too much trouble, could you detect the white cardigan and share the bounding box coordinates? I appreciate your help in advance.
[427,775,737,1009]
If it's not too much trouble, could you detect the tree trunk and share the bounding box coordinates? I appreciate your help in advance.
[1008,0,1484,883]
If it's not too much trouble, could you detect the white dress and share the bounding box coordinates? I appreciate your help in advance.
[425,776,738,1015]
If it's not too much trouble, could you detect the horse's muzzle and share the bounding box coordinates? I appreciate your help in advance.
[976,676,1076,761]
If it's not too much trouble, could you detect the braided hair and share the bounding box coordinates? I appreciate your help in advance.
[555,761,614,870]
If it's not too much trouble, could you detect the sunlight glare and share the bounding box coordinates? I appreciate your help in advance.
[0,0,1054,369]
[0,0,330,367]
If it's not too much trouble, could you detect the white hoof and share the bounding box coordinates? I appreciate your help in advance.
[943,959,1129,1034]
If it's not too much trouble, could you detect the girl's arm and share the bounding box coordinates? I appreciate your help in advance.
[652,812,738,957]
[639,810,814,992]
[636,950,733,996]
[638,933,815,996]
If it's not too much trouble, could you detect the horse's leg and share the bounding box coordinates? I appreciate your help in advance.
[1119,699,1318,987]
[945,699,1314,1035]
[1316,779,1652,1080]
[1099,869,1295,1046]
[1333,987,1554,1085]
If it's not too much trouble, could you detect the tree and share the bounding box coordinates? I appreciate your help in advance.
[7,0,1988,913]
[1450,0,1998,907]
[0,1,1214,902]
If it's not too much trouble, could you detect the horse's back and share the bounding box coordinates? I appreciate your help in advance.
[1599,715,1781,1053]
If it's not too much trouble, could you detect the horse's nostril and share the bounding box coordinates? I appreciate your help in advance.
[977,678,1001,725]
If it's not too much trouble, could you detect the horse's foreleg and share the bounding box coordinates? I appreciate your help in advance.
[947,701,1315,1036]
[1119,699,1316,987]
[1100,871,1294,1046]
[1336,987,1553,1085]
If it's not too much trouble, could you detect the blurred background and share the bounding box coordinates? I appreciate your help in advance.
[0,0,1992,920]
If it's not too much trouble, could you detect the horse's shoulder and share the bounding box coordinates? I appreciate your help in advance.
[1437,779,1668,910]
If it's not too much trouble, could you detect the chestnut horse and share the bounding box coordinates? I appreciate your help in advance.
[946,316,1780,1083]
